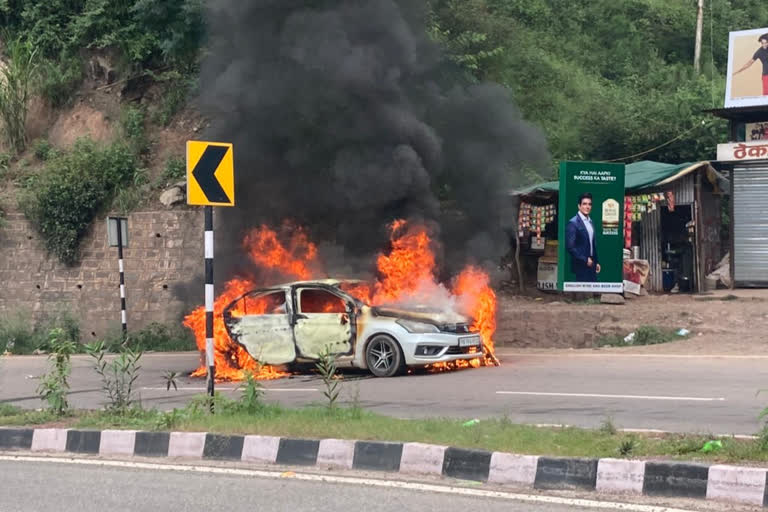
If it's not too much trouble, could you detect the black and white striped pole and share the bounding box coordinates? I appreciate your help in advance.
[187,140,235,412]
[117,220,127,341]
[107,217,129,342]
[204,205,215,401]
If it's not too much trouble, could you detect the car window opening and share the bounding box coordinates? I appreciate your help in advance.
[300,289,346,314]
[232,291,287,317]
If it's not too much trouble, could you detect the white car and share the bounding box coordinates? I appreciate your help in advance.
[222,279,484,377]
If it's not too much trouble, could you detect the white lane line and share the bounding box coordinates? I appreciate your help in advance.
[0,455,699,512]
[496,391,725,401]
[140,387,317,392]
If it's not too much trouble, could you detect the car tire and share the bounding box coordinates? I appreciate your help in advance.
[365,334,404,378]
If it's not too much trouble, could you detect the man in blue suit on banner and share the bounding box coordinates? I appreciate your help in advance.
[566,193,601,282]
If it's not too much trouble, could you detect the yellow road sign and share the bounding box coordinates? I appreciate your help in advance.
[187,141,235,206]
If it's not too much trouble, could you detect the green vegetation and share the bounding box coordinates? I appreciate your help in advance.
[0,37,39,154]
[21,138,137,264]
[0,0,204,72]
[36,328,78,416]
[0,399,765,462]
[85,341,143,414]
[0,310,80,355]
[596,325,688,347]
[425,0,748,166]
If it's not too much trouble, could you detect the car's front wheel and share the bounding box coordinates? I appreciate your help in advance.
[365,334,404,378]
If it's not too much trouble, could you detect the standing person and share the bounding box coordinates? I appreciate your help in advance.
[566,193,601,282]
[733,33,768,95]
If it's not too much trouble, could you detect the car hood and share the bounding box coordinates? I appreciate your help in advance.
[371,305,472,329]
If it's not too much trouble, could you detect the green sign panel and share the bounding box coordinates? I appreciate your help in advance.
[557,161,625,293]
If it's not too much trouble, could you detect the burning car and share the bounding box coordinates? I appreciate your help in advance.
[222,279,484,377]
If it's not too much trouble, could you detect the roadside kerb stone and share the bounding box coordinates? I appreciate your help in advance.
[242,435,280,464]
[488,453,539,486]
[134,432,170,457]
[596,458,645,494]
[442,447,492,482]
[99,430,136,456]
[276,438,320,466]
[203,434,244,460]
[535,457,598,490]
[168,432,207,458]
[0,428,33,450]
[353,441,403,471]
[643,462,709,498]
[317,439,355,469]
[31,428,68,453]
[400,443,446,476]
[706,464,767,506]
[65,430,101,454]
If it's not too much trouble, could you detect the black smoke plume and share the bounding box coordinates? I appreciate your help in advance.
[197,0,549,282]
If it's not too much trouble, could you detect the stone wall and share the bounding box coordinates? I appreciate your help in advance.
[0,209,205,341]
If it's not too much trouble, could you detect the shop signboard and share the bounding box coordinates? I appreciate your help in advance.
[557,161,626,293]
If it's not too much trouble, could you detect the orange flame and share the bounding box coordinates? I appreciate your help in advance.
[184,219,498,381]
[183,223,321,381]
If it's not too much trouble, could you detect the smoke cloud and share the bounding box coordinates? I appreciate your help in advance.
[197,0,550,281]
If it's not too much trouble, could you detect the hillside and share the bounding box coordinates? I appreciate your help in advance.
[0,0,758,265]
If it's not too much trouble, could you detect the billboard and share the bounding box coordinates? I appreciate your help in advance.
[557,161,625,293]
[726,27,768,108]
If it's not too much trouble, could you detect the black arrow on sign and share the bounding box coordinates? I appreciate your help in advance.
[192,145,231,203]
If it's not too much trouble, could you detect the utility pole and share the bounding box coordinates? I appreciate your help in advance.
[694,0,704,74]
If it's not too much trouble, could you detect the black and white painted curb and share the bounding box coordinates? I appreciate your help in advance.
[2,427,767,507]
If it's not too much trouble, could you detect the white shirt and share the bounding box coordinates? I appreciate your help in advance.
[578,211,594,257]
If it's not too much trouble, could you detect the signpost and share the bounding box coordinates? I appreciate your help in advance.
[187,141,235,407]
[557,161,625,293]
[107,217,129,341]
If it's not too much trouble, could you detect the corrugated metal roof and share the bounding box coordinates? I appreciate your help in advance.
[512,161,713,196]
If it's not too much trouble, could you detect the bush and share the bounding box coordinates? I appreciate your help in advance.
[32,138,55,161]
[22,138,137,264]
[38,56,84,108]
[120,106,148,155]
[160,156,185,185]
[101,322,196,352]
[36,327,78,416]
[0,310,80,354]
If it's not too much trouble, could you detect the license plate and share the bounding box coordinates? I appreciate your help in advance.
[459,335,481,347]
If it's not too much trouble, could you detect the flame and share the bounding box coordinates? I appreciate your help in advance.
[184,219,498,381]
[453,266,499,366]
[183,223,320,381]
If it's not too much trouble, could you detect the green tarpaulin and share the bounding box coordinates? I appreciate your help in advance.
[513,160,708,196]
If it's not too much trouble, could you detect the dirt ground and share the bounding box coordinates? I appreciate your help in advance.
[495,288,768,355]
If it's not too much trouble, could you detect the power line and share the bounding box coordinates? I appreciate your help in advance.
[599,120,711,163]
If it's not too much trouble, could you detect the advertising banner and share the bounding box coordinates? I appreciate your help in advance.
[557,161,626,293]
[726,27,768,108]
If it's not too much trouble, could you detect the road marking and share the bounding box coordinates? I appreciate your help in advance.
[496,391,725,401]
[140,387,317,392]
[0,455,699,512]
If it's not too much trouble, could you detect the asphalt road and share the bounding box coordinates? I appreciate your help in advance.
[0,458,701,512]
[2,349,767,435]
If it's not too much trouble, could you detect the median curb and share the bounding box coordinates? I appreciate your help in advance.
[4,427,768,507]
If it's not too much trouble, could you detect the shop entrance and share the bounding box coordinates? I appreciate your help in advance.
[660,205,695,293]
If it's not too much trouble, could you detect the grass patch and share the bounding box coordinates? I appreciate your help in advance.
[596,325,688,348]
[1,400,766,463]
[0,310,80,354]
[100,323,196,352]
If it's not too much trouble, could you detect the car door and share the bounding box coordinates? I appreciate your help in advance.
[223,289,296,365]
[292,287,354,359]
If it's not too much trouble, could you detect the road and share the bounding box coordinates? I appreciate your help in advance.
[2,349,767,435]
[0,457,709,512]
